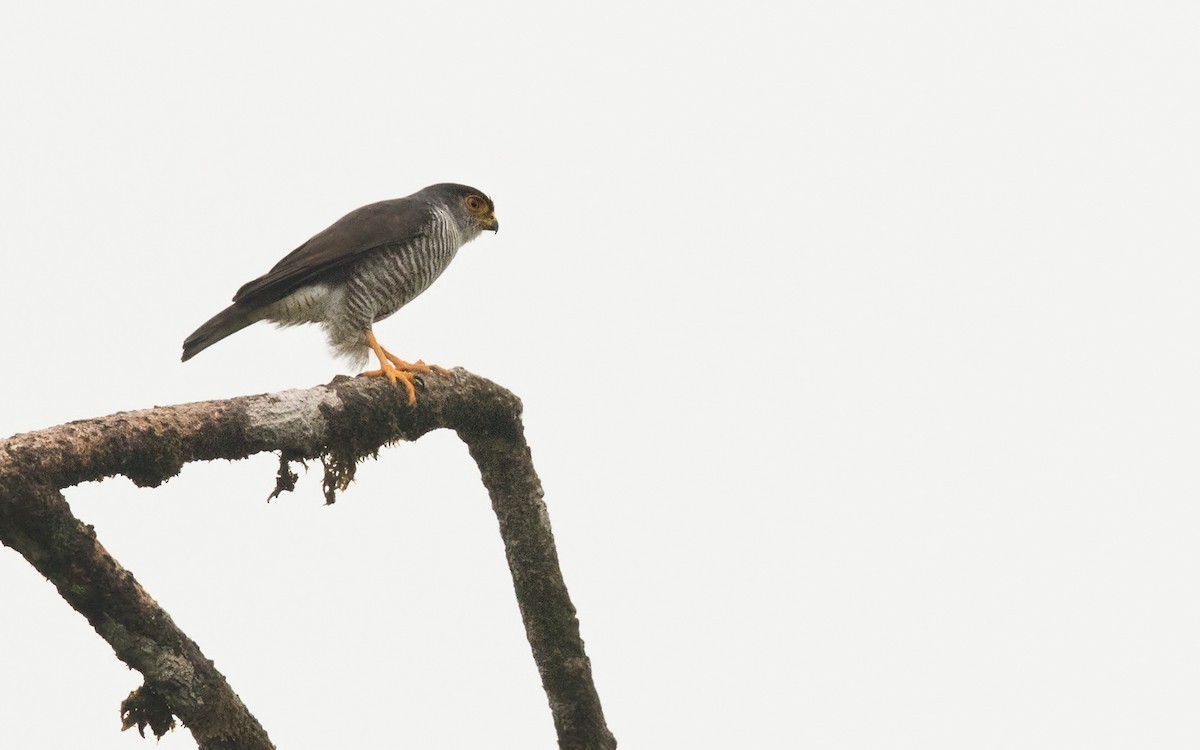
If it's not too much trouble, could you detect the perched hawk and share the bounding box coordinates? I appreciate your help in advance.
[182,183,499,403]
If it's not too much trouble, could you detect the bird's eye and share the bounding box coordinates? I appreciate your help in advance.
[465,195,485,212]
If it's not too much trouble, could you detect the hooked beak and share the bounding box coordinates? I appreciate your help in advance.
[484,213,499,233]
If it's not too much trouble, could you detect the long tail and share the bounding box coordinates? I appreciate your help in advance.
[181,304,261,361]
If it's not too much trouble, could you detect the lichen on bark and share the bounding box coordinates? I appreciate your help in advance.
[0,369,615,750]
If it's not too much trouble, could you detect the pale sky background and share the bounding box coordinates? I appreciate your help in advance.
[2,2,1198,748]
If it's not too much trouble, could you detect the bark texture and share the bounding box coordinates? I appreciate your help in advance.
[0,369,616,750]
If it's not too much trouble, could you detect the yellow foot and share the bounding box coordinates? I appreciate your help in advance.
[381,350,452,377]
[360,362,421,404]
[360,330,450,405]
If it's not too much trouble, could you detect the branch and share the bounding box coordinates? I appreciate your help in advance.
[0,369,616,750]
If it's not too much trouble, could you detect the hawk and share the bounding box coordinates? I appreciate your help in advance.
[182,183,499,403]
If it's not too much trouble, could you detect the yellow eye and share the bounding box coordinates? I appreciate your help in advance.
[465,195,485,212]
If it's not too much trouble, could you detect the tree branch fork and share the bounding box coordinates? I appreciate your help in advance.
[0,369,615,749]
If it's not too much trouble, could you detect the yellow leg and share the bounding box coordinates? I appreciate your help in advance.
[358,331,448,404]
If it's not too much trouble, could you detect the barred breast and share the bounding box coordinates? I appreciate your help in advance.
[323,207,465,364]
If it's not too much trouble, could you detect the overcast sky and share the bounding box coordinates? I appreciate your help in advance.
[2,2,1198,748]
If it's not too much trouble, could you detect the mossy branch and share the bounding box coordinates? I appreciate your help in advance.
[0,370,616,750]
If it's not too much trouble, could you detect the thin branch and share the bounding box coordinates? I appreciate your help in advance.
[0,369,616,750]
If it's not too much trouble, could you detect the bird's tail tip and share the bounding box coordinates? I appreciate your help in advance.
[181,304,258,363]
[181,333,215,362]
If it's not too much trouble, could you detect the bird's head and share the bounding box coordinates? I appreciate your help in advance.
[429,183,499,236]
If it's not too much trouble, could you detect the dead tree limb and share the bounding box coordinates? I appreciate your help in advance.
[0,369,616,750]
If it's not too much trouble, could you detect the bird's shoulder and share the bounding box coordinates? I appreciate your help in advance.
[232,196,437,304]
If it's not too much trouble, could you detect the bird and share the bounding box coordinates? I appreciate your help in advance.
[182,183,499,404]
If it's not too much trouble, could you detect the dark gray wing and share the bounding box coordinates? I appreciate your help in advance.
[232,196,434,307]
